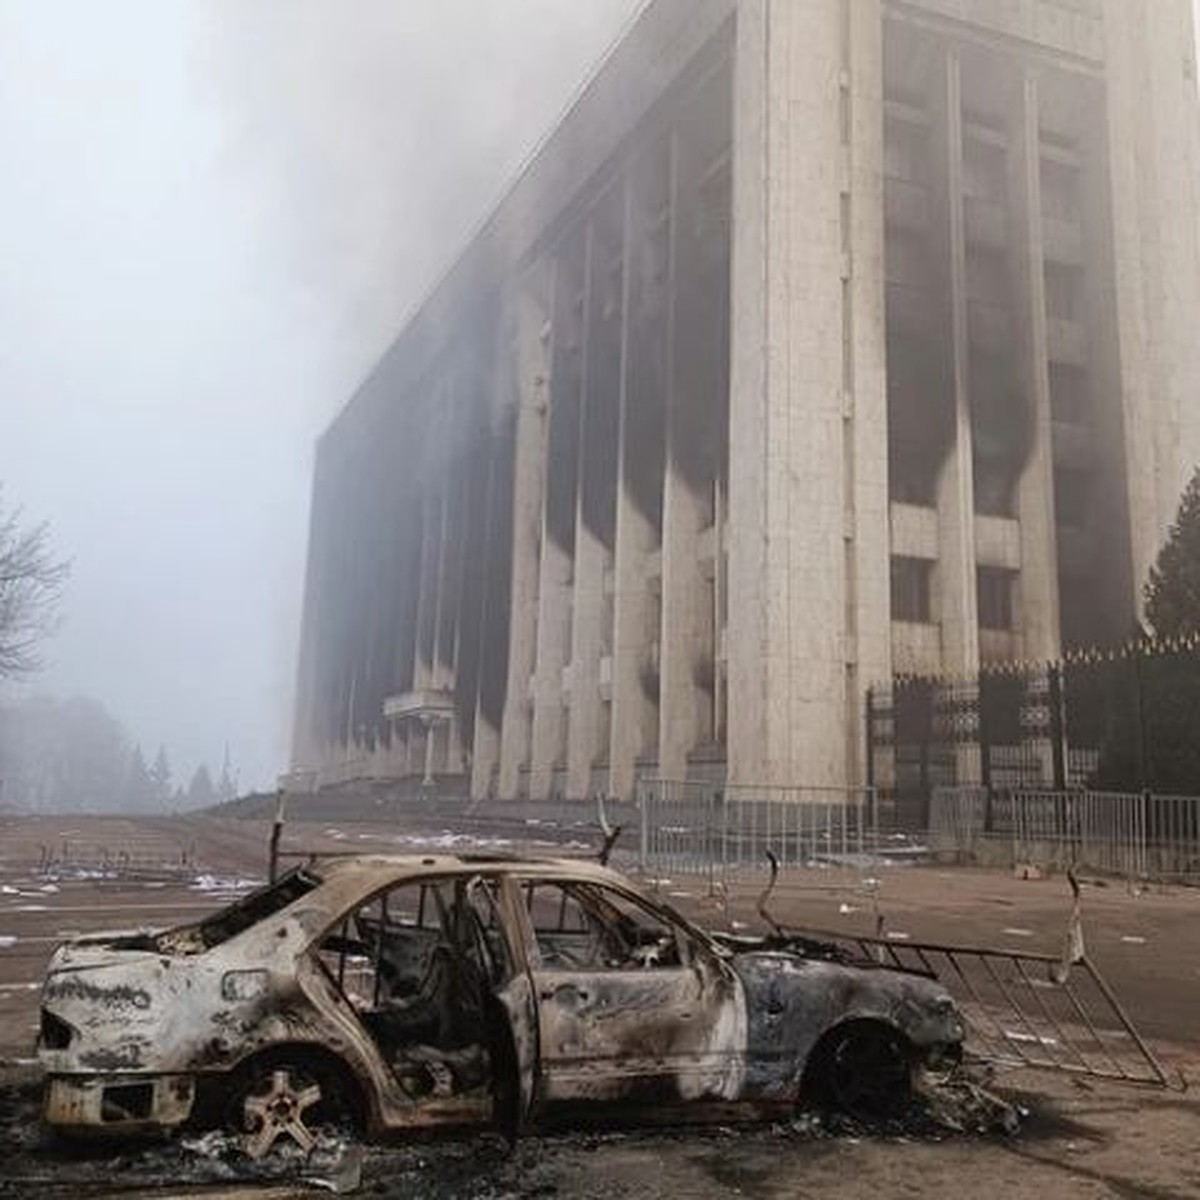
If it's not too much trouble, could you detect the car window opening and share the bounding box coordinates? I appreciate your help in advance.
[159,868,323,953]
[314,876,505,1107]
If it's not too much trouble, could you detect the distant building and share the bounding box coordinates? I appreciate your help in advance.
[290,0,1200,802]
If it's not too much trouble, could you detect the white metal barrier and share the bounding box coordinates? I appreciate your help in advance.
[930,786,1200,881]
[637,780,880,887]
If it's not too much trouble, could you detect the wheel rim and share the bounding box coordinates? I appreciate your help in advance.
[239,1066,324,1159]
[828,1028,910,1115]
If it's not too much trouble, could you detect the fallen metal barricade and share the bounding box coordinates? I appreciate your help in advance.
[798,872,1174,1089]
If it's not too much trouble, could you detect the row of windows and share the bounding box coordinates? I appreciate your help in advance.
[884,119,1083,227]
[890,557,1017,631]
[889,235,1085,321]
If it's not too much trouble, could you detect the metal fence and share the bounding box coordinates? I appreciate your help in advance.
[868,643,1200,830]
[930,786,1200,882]
[636,779,879,887]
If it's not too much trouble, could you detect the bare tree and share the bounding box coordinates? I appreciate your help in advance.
[0,488,69,678]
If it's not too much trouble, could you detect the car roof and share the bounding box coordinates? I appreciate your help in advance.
[312,852,634,891]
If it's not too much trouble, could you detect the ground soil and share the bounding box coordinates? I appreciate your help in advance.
[1,812,1198,1199]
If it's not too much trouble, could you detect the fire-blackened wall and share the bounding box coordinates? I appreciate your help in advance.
[291,0,1200,800]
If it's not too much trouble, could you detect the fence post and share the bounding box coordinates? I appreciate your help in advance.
[1049,662,1068,791]
[870,786,879,856]
[638,780,650,875]
[865,687,876,792]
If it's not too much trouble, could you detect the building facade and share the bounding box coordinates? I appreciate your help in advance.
[290,0,1200,801]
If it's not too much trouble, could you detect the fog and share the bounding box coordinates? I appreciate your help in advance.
[0,0,644,794]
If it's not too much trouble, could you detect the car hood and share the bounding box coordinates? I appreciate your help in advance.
[727,947,963,1048]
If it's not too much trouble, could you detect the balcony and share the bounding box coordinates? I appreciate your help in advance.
[383,689,456,724]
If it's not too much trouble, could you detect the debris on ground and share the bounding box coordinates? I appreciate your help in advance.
[0,1067,1029,1197]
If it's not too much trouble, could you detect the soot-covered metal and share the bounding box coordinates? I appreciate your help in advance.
[38,855,965,1159]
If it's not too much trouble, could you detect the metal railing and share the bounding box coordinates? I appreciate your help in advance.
[637,779,880,887]
[930,786,1200,882]
[824,926,1172,1088]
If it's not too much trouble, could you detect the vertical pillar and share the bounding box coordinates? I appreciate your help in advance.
[529,248,581,800]
[843,0,892,785]
[1008,74,1062,662]
[470,432,502,799]
[726,0,854,788]
[610,177,661,798]
[658,132,705,783]
[567,225,606,799]
[290,455,328,773]
[497,271,553,798]
[412,490,437,692]
[931,51,980,675]
[1101,0,1200,613]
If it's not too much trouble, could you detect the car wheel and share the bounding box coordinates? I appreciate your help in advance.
[224,1051,357,1160]
[808,1021,913,1118]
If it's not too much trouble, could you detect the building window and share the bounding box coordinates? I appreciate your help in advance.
[966,246,1010,311]
[1054,468,1091,530]
[1040,158,1081,222]
[884,118,927,184]
[891,556,934,624]
[1044,262,1084,321]
[963,138,1007,201]
[1049,362,1089,424]
[977,567,1016,631]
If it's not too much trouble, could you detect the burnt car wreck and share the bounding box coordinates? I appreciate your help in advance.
[37,855,966,1156]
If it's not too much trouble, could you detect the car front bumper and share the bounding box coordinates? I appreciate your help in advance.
[43,1072,197,1135]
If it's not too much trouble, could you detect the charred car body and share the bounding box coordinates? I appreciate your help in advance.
[38,856,963,1154]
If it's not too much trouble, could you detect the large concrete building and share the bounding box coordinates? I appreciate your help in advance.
[290,0,1200,802]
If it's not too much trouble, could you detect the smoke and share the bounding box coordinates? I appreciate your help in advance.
[197,0,647,396]
[0,0,646,797]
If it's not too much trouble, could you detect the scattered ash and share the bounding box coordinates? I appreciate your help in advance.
[0,1070,1023,1198]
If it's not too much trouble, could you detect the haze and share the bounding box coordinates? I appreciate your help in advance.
[0,0,644,793]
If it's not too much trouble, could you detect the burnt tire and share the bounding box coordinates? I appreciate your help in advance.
[220,1049,360,1159]
[804,1021,914,1119]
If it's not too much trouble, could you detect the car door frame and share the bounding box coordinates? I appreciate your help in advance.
[506,872,747,1116]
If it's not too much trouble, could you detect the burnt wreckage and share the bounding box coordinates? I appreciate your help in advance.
[38,855,968,1155]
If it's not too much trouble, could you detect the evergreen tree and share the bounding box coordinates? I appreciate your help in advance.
[186,763,217,810]
[123,744,153,812]
[216,744,237,805]
[1145,467,1200,637]
[1132,468,1200,793]
[149,746,172,807]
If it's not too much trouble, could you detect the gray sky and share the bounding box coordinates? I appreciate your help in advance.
[0,0,643,791]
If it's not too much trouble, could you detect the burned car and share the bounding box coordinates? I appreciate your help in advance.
[37,855,963,1155]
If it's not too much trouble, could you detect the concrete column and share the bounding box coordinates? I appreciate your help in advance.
[610,178,661,799]
[497,272,553,798]
[566,225,606,798]
[389,505,421,777]
[412,490,437,692]
[727,0,854,788]
[1102,0,1200,610]
[1007,74,1062,662]
[469,434,502,800]
[428,478,452,698]
[843,0,892,785]
[290,456,328,772]
[529,257,578,799]
[658,131,706,782]
[930,51,980,674]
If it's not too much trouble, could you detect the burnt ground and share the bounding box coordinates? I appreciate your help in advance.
[1,813,1199,1198]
